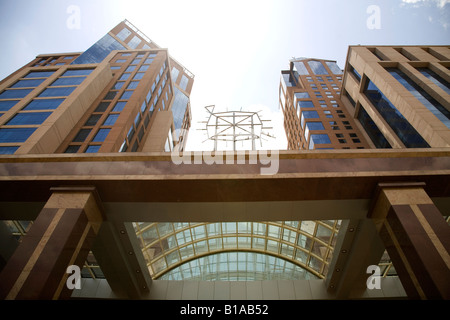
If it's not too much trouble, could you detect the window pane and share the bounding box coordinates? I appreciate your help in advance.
[326,61,342,74]
[103,114,119,126]
[116,27,131,41]
[0,100,19,111]
[7,112,52,125]
[23,98,64,110]
[50,77,85,86]
[38,87,76,97]
[85,145,101,153]
[0,128,36,142]
[64,145,80,153]
[0,89,33,99]
[92,128,110,142]
[112,101,126,112]
[120,91,133,100]
[62,69,93,76]
[73,129,91,142]
[0,146,19,154]
[128,35,141,49]
[23,71,55,78]
[308,61,328,75]
[11,79,46,88]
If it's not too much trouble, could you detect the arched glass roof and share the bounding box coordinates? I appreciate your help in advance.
[133,220,342,280]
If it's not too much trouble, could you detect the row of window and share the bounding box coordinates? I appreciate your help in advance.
[116,26,151,50]
[0,69,92,153]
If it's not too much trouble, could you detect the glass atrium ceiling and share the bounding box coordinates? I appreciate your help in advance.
[133,220,341,281]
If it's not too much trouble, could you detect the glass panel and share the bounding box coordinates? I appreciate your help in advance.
[308,61,328,75]
[387,68,450,129]
[293,61,309,75]
[116,27,131,41]
[364,79,430,148]
[85,145,101,153]
[23,71,55,78]
[7,112,52,125]
[38,87,76,97]
[73,129,91,142]
[92,128,110,142]
[103,114,119,126]
[50,77,85,86]
[71,34,126,64]
[128,35,141,49]
[0,100,19,111]
[84,114,101,126]
[180,75,189,91]
[0,146,19,154]
[23,98,64,110]
[0,128,36,142]
[171,67,180,82]
[325,61,342,74]
[309,134,331,149]
[417,67,450,94]
[11,79,46,88]
[62,69,93,76]
[112,101,126,112]
[0,89,33,99]
[357,107,392,148]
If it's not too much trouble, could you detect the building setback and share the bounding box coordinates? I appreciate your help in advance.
[0,20,449,302]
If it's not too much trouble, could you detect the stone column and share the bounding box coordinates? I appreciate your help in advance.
[0,187,103,300]
[369,182,450,299]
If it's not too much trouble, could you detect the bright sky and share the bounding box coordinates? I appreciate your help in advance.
[0,0,448,151]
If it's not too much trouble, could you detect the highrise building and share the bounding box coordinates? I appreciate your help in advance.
[0,20,193,155]
[0,17,449,304]
[279,57,371,150]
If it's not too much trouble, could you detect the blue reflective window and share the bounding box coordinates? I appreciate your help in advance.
[95,102,109,112]
[357,107,391,148]
[293,61,309,75]
[50,77,85,86]
[364,79,429,148]
[326,61,342,74]
[349,65,361,82]
[144,58,153,65]
[128,35,141,49]
[0,128,36,142]
[300,110,319,128]
[298,101,315,109]
[127,81,139,89]
[0,89,32,99]
[387,68,450,129]
[62,69,93,76]
[133,72,145,80]
[119,73,130,81]
[23,99,63,110]
[131,58,141,65]
[93,128,110,142]
[171,67,180,82]
[85,145,101,153]
[7,112,52,125]
[38,87,75,97]
[139,65,149,72]
[281,73,296,88]
[294,92,310,99]
[0,100,19,111]
[306,122,325,130]
[11,79,46,88]
[125,66,135,72]
[0,146,19,154]
[23,71,55,78]
[171,87,189,136]
[180,75,189,91]
[417,68,450,94]
[120,91,133,100]
[112,101,126,112]
[309,134,331,149]
[308,61,328,75]
[71,34,126,64]
[116,27,131,41]
[103,114,119,126]
[113,82,124,90]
